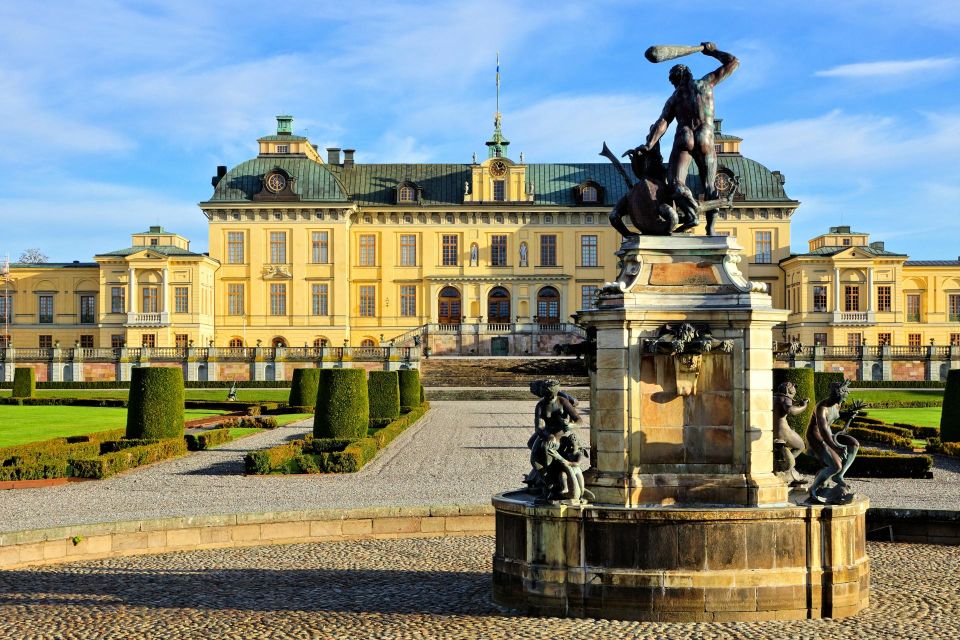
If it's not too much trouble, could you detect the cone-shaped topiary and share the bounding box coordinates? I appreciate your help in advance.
[814,371,844,404]
[11,367,36,398]
[773,367,816,438]
[314,368,369,439]
[941,369,960,443]
[368,371,400,427]
[288,368,321,409]
[398,368,421,412]
[125,366,185,439]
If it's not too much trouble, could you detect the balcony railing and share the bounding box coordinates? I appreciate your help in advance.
[832,311,872,324]
[126,312,169,326]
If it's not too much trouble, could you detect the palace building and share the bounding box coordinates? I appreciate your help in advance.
[2,113,959,364]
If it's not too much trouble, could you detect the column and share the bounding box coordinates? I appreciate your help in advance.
[128,268,136,313]
[833,267,840,312]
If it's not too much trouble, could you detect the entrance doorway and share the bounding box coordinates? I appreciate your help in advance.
[438,286,462,324]
[537,286,560,324]
[487,287,511,323]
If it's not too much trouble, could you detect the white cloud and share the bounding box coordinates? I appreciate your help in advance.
[815,58,958,78]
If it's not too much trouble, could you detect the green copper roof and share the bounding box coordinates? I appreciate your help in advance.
[257,134,309,142]
[207,157,348,203]
[789,245,908,259]
[328,164,471,206]
[95,246,205,258]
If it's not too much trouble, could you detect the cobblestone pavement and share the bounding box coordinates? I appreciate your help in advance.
[0,400,957,534]
[0,537,956,639]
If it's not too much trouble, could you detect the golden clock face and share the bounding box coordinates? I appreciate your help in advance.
[266,173,287,193]
[714,172,733,196]
[490,160,507,177]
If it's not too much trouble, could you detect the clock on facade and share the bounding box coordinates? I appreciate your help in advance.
[266,173,287,193]
[490,160,508,177]
[714,172,735,197]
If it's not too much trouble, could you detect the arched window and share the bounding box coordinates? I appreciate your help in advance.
[581,185,598,203]
[313,337,328,348]
[228,337,244,348]
[438,286,462,325]
[398,185,416,202]
[360,338,377,347]
[487,287,511,323]
[272,337,287,348]
[537,286,560,324]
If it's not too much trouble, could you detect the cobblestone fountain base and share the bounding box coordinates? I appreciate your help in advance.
[492,491,869,622]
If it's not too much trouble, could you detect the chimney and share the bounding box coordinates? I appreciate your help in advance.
[715,118,723,134]
[326,147,341,165]
[343,149,355,167]
[870,241,885,251]
[211,165,227,187]
[771,170,785,185]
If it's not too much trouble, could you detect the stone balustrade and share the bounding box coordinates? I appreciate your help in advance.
[775,344,960,381]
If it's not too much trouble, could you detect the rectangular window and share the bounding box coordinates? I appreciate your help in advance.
[754,231,772,263]
[174,287,189,314]
[39,335,52,348]
[844,285,860,312]
[79,295,96,324]
[580,235,598,267]
[311,231,329,263]
[908,333,922,347]
[269,283,287,316]
[581,285,599,310]
[111,334,125,349]
[227,283,244,316]
[359,285,376,317]
[814,333,828,346]
[359,234,376,266]
[142,287,158,313]
[400,234,417,266]
[275,144,289,154]
[141,334,156,348]
[400,285,417,317]
[442,234,459,266]
[491,235,508,266]
[813,285,828,312]
[0,295,10,323]
[175,334,188,348]
[949,294,960,322]
[227,232,245,264]
[847,333,862,347]
[907,294,921,322]
[877,333,892,346]
[877,286,892,312]
[540,235,557,267]
[311,283,329,316]
[269,231,287,264]
[39,295,54,323]
[951,334,960,346]
[493,180,505,201]
[111,287,125,314]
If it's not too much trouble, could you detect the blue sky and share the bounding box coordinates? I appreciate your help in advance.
[1,0,958,262]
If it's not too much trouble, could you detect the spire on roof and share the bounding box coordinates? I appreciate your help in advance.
[486,53,510,158]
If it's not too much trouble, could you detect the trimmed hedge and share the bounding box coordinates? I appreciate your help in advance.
[313,369,369,439]
[893,422,940,439]
[0,397,127,407]
[126,367,185,440]
[244,440,304,475]
[12,368,35,398]
[859,401,942,409]
[814,371,845,404]
[773,368,815,438]
[398,369,421,412]
[70,438,187,479]
[848,427,913,449]
[0,380,294,390]
[850,380,946,389]
[288,368,321,409]
[185,428,231,451]
[941,369,960,443]
[797,448,932,478]
[368,371,400,427]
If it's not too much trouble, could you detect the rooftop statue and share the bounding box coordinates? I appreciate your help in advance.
[603,42,739,238]
[806,380,863,505]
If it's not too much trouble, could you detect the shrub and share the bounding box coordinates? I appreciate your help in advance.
[313,369,369,439]
[185,428,231,451]
[305,438,354,454]
[854,423,913,439]
[773,367,815,438]
[895,423,940,439]
[814,372,844,404]
[847,427,913,449]
[99,439,159,454]
[244,440,305,474]
[125,367,185,440]
[69,438,187,479]
[797,448,932,478]
[11,368,35,399]
[288,368,321,409]
[368,371,400,427]
[941,369,960,443]
[398,369,421,412]
[849,380,945,389]
[371,402,429,449]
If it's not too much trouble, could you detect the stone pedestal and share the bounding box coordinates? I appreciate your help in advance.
[492,236,869,621]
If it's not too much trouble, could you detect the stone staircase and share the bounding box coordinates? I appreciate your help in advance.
[420,357,589,388]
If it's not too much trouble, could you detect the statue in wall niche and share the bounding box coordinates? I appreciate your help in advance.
[773,381,809,487]
[524,379,594,504]
[470,243,479,266]
[519,242,528,267]
[806,380,864,505]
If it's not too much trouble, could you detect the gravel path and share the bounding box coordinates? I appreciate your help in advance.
[0,400,957,534]
[0,537,957,638]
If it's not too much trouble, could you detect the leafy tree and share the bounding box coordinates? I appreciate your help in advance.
[17,248,48,264]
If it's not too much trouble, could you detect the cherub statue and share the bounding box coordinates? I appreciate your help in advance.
[226,382,238,402]
[806,380,862,504]
[773,381,809,486]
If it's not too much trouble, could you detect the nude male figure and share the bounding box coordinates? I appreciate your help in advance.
[642,42,738,236]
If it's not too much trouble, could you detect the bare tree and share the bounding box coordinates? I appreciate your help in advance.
[17,248,48,264]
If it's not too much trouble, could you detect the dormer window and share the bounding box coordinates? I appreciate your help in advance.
[574,180,604,205]
[582,185,598,203]
[276,144,289,154]
[398,185,415,202]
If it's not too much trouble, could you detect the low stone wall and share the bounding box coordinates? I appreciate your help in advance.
[0,506,494,570]
[867,508,960,545]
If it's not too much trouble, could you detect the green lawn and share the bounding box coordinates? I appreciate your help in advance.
[865,407,943,428]
[0,388,291,402]
[0,407,225,448]
[848,389,943,405]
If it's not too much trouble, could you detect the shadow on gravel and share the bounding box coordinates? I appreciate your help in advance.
[0,567,504,617]
[179,460,244,476]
